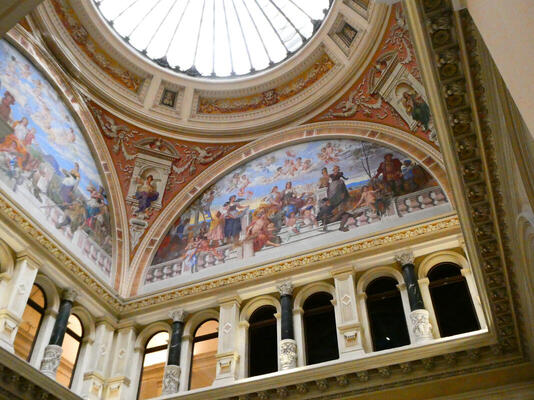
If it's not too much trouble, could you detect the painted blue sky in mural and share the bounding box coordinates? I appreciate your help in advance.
[0,41,101,194]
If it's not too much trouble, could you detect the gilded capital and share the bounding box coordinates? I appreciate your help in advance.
[277,281,293,296]
[169,309,186,323]
[62,288,78,303]
[395,251,415,266]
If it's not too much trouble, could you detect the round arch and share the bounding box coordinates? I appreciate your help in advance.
[356,266,405,295]
[134,321,172,352]
[0,239,15,278]
[33,274,61,312]
[418,251,470,280]
[129,121,450,295]
[240,296,281,322]
[182,309,219,340]
[294,282,336,310]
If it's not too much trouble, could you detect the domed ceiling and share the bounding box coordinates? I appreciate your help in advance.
[1,0,457,302]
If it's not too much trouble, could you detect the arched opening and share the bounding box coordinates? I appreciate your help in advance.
[303,292,339,365]
[428,262,480,337]
[189,320,218,390]
[248,305,278,376]
[57,314,83,388]
[13,284,46,361]
[365,277,410,351]
[137,331,169,400]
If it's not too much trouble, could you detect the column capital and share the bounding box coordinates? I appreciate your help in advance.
[169,309,186,323]
[395,251,415,266]
[277,281,294,296]
[62,288,78,302]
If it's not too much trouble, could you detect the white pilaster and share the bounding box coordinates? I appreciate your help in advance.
[81,319,115,400]
[105,324,136,400]
[332,266,365,359]
[0,254,39,352]
[214,297,241,384]
[29,308,57,368]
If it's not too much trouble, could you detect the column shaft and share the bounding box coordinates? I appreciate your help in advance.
[401,263,425,311]
[48,299,73,346]
[280,294,294,340]
[167,320,184,366]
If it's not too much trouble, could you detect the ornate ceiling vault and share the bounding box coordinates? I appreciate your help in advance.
[0,0,530,397]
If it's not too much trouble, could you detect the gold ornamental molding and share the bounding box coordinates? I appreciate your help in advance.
[402,0,520,356]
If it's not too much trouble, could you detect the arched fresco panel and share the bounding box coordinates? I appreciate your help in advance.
[145,139,451,291]
[0,41,112,280]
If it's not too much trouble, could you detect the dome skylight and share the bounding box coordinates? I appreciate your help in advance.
[94,0,332,78]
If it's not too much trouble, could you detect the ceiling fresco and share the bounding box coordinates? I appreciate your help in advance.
[310,6,438,148]
[0,40,112,280]
[87,102,244,251]
[143,138,450,292]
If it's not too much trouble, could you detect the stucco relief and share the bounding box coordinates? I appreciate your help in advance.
[196,53,335,115]
[50,0,143,93]
[313,6,437,147]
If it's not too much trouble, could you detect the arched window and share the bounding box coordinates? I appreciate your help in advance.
[365,277,410,351]
[248,306,277,377]
[137,331,169,400]
[189,320,218,390]
[57,314,83,388]
[303,292,339,365]
[13,284,46,361]
[428,262,480,337]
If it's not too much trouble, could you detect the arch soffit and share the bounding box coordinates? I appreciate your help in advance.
[417,250,470,280]
[128,121,449,295]
[70,305,96,343]
[134,321,172,351]
[5,29,128,290]
[183,309,220,339]
[34,273,60,312]
[240,295,281,322]
[294,282,336,310]
[356,266,405,295]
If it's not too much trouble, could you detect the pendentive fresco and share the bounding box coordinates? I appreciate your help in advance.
[0,40,112,278]
[146,139,451,289]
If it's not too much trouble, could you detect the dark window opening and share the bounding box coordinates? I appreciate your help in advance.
[428,262,480,337]
[248,306,278,377]
[365,277,410,351]
[303,292,339,365]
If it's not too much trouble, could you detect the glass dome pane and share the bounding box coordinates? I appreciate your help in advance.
[94,0,331,78]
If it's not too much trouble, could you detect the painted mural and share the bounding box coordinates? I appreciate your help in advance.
[146,139,451,289]
[0,41,112,277]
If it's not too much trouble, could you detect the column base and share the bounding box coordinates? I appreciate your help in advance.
[40,344,63,379]
[214,352,239,384]
[279,339,297,370]
[162,365,181,395]
[409,309,434,343]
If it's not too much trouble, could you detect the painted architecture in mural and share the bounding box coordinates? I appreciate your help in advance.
[146,139,451,290]
[0,41,112,278]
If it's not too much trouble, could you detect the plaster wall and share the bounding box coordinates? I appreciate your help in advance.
[465,0,534,139]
